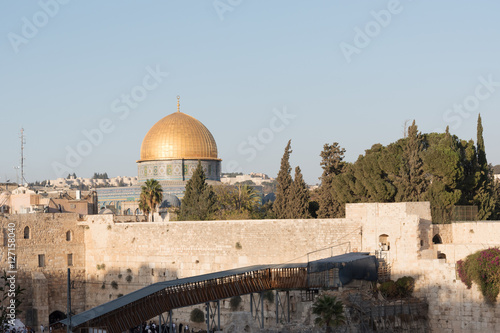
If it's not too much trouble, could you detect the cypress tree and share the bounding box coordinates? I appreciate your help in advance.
[477,113,488,186]
[179,161,215,220]
[289,166,310,218]
[273,140,293,219]
[397,120,427,201]
[474,113,496,219]
[317,143,346,218]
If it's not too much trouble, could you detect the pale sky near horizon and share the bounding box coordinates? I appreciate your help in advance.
[1,1,500,185]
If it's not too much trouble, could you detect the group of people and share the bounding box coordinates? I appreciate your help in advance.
[132,321,194,333]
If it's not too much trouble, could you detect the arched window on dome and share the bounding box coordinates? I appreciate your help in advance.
[24,226,30,239]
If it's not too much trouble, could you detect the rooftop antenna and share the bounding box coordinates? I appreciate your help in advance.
[20,128,27,184]
[13,166,20,184]
[177,95,180,112]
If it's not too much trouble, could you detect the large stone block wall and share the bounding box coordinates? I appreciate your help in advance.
[81,216,363,309]
[0,214,87,328]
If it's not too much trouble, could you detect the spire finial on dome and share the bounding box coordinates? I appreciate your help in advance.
[177,95,180,112]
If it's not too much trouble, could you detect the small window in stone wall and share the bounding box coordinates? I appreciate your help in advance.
[38,254,45,267]
[66,230,72,241]
[67,254,73,266]
[24,226,30,239]
[379,234,390,251]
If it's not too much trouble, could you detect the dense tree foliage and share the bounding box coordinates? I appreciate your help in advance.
[211,184,261,220]
[317,116,498,223]
[178,162,216,221]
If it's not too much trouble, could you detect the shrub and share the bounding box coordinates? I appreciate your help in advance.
[101,282,106,289]
[379,280,398,298]
[263,290,274,303]
[235,242,242,250]
[395,276,415,297]
[457,247,500,303]
[126,275,133,283]
[229,296,242,311]
[190,308,205,323]
[111,281,118,289]
[117,294,124,298]
[118,274,122,279]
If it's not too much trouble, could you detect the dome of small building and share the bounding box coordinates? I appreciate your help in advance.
[139,111,219,162]
[98,208,114,215]
[159,194,181,209]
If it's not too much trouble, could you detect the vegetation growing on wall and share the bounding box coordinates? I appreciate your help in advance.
[190,308,205,323]
[457,247,500,303]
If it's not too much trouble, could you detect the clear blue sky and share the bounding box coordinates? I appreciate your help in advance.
[1,1,500,185]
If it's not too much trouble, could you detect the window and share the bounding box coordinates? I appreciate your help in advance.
[24,226,30,239]
[38,254,45,267]
[66,230,72,241]
[379,234,390,251]
[67,254,73,266]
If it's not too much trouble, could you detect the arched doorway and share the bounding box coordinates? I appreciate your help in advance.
[379,234,390,251]
[432,234,443,244]
[49,310,66,325]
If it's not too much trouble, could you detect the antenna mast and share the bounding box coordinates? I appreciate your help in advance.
[20,128,26,184]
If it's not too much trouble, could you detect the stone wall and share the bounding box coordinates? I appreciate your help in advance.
[4,202,500,332]
[0,213,87,329]
[81,215,363,309]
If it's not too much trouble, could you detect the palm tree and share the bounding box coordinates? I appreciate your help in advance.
[236,184,261,211]
[140,179,163,221]
[312,294,345,333]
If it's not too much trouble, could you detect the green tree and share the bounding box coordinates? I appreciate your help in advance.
[317,143,346,218]
[289,166,310,218]
[211,184,261,220]
[140,179,163,222]
[1,271,24,332]
[474,114,496,219]
[312,294,345,333]
[178,162,215,221]
[396,120,427,201]
[273,140,293,219]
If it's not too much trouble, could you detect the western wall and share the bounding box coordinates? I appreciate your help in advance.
[2,202,500,332]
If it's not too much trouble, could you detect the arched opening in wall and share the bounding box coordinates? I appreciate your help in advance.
[125,208,131,215]
[432,234,443,244]
[66,230,72,241]
[23,226,30,239]
[379,234,390,251]
[49,311,66,325]
[438,252,447,261]
[135,208,141,215]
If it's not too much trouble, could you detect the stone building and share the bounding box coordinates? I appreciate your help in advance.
[96,98,222,214]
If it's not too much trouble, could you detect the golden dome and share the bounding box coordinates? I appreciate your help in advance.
[138,111,219,162]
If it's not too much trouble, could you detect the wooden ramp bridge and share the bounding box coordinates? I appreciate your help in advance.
[61,253,378,333]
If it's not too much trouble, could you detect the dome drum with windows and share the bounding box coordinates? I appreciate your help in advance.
[137,97,221,183]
